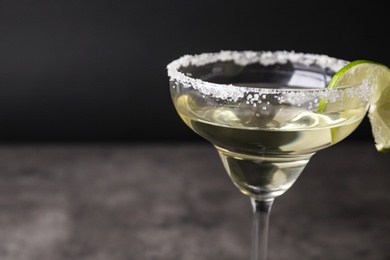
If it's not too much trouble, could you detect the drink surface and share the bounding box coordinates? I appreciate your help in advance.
[173,88,366,156]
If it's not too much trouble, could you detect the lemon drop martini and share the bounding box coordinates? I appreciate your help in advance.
[167,50,389,260]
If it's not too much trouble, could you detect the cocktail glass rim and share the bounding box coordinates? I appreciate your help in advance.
[167,50,371,105]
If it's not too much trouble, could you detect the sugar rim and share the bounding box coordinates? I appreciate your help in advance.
[166,50,366,102]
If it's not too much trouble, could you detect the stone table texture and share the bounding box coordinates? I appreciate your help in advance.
[0,142,389,260]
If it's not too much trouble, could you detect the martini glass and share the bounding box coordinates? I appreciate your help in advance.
[167,51,371,260]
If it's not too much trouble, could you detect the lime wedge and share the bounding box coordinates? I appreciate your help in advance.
[325,60,390,152]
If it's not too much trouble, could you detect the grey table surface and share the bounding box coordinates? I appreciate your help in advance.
[0,141,389,260]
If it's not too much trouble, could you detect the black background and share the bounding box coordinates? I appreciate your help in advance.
[0,0,388,144]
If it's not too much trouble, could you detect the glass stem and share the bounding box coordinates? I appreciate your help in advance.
[250,198,274,260]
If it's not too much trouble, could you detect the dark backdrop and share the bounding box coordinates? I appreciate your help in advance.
[0,0,388,143]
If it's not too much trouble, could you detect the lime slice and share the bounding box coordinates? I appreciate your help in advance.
[325,60,390,152]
